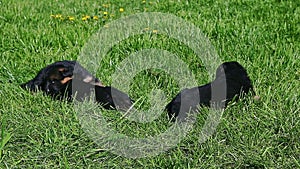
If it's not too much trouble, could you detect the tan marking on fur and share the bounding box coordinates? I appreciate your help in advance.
[58,68,66,72]
[83,76,93,83]
[82,76,104,86]
[60,77,73,84]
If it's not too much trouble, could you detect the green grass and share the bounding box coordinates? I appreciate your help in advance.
[1,0,300,168]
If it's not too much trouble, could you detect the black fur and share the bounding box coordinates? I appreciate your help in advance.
[59,79,133,111]
[166,61,254,121]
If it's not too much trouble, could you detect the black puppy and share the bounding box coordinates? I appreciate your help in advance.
[166,61,254,121]
[21,60,133,110]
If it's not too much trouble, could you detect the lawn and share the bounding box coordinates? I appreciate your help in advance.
[1,0,299,168]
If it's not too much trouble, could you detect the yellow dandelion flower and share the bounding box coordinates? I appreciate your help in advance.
[144,27,150,31]
[102,4,110,8]
[103,11,108,15]
[82,15,90,21]
[68,16,75,21]
[55,14,62,19]
[119,8,124,12]
[152,30,158,33]
[93,16,99,20]
[142,0,146,3]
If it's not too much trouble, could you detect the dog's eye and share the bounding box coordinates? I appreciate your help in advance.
[51,80,55,84]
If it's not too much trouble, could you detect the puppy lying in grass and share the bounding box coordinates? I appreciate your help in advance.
[166,61,256,122]
[21,60,103,93]
[21,60,133,111]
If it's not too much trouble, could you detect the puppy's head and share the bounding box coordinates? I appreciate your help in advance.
[21,61,75,96]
